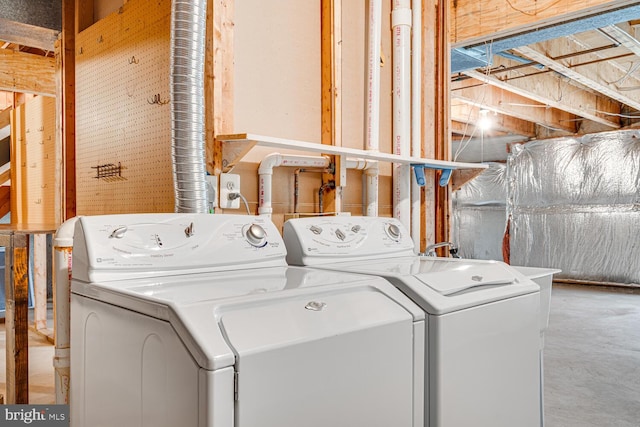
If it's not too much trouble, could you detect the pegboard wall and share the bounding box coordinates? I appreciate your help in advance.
[13,96,57,224]
[75,0,174,214]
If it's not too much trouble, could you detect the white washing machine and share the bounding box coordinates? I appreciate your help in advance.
[283,216,542,427]
[70,213,425,427]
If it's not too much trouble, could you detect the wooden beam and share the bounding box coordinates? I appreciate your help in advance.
[422,0,438,249]
[207,0,234,214]
[2,233,30,403]
[33,234,48,332]
[451,77,576,133]
[76,0,94,33]
[450,102,538,137]
[321,0,342,213]
[10,106,24,223]
[463,66,621,129]
[60,0,76,220]
[451,0,640,47]
[0,18,58,51]
[515,42,640,110]
[435,0,451,251]
[207,0,234,179]
[451,168,486,192]
[0,49,55,96]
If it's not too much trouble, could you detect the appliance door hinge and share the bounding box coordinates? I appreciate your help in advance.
[234,371,239,401]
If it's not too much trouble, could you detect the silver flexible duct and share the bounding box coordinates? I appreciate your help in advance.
[170,0,208,213]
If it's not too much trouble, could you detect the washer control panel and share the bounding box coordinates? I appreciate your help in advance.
[73,214,287,281]
[283,216,415,264]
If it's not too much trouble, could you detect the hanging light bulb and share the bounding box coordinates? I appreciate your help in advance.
[478,109,492,130]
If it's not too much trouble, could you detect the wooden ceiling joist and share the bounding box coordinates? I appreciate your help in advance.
[463,66,621,129]
[451,102,537,137]
[515,45,640,112]
[451,0,640,47]
[0,48,55,96]
[452,77,576,133]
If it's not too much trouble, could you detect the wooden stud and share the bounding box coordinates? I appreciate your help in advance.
[208,0,235,212]
[61,0,76,220]
[321,0,342,214]
[421,0,437,251]
[33,234,48,332]
[10,106,24,224]
[3,234,30,404]
[434,0,451,250]
[54,38,64,225]
[76,0,94,33]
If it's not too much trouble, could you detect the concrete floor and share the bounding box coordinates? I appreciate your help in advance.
[0,284,638,425]
[544,284,640,427]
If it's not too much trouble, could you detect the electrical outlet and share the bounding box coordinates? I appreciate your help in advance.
[220,173,240,209]
[205,175,218,211]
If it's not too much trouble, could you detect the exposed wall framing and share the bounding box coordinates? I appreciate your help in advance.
[9,96,57,224]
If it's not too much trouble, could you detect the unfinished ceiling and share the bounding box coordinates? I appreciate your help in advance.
[451,3,640,162]
[1,1,640,163]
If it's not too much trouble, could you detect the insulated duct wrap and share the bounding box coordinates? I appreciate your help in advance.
[170,0,208,213]
[452,163,507,260]
[509,130,640,284]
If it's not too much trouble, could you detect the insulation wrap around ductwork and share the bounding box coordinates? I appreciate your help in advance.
[170,0,208,213]
[452,163,507,261]
[453,130,640,285]
[508,130,640,284]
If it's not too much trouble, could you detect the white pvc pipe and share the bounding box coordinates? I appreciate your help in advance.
[364,162,379,216]
[53,216,80,404]
[392,0,412,229]
[364,0,382,216]
[258,154,379,217]
[258,154,331,217]
[365,0,382,152]
[411,0,422,250]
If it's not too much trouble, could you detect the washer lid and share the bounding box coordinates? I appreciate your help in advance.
[414,263,517,295]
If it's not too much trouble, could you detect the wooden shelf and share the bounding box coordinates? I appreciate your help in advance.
[216,133,488,173]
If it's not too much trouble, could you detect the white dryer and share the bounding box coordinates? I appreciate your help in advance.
[283,216,542,427]
[70,213,425,427]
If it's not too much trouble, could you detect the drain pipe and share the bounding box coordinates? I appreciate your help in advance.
[259,155,380,216]
[364,0,382,216]
[259,154,331,217]
[170,0,208,213]
[411,0,421,250]
[392,0,412,229]
[347,159,379,214]
[53,217,80,404]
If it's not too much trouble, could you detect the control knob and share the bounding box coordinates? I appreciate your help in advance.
[386,223,401,241]
[245,224,267,247]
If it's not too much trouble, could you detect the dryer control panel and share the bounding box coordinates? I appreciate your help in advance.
[283,216,415,266]
[72,214,287,282]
